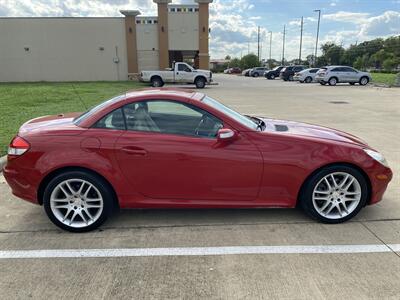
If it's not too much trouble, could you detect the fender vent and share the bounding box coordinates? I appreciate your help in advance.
[274,124,289,132]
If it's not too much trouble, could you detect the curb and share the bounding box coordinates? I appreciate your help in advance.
[0,155,6,173]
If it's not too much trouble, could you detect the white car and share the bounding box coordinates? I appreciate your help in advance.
[293,68,320,83]
[140,62,213,89]
[315,66,371,86]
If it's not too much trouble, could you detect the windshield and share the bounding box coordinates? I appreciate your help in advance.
[273,66,281,70]
[202,96,258,130]
[74,94,125,125]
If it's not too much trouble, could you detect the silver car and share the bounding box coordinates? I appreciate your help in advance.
[293,68,320,83]
[315,66,371,86]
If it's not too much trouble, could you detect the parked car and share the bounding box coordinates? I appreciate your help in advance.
[4,89,392,232]
[227,67,242,74]
[279,65,306,81]
[140,62,213,89]
[242,68,252,76]
[250,67,268,77]
[294,68,320,83]
[264,66,284,79]
[315,66,371,86]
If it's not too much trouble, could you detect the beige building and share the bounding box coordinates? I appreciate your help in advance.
[0,0,212,82]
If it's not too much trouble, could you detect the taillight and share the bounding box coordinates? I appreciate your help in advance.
[8,136,30,157]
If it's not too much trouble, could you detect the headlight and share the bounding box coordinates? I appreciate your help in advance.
[364,149,389,167]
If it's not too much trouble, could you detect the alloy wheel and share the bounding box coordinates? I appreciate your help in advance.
[312,172,362,220]
[50,179,104,228]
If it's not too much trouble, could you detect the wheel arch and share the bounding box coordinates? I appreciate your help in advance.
[328,76,339,83]
[296,162,372,207]
[150,75,163,83]
[37,166,119,209]
[194,75,207,83]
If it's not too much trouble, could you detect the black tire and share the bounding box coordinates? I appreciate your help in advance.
[270,74,275,79]
[328,77,338,86]
[359,76,369,86]
[43,171,114,232]
[305,76,312,83]
[320,81,326,85]
[288,75,294,81]
[349,82,355,85]
[300,165,369,224]
[151,76,164,87]
[195,77,206,88]
[253,73,259,77]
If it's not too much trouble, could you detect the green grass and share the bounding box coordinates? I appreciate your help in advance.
[0,81,146,155]
[371,73,398,86]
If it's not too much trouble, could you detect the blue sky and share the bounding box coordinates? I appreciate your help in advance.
[1,0,399,60]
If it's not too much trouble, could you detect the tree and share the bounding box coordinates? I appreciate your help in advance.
[383,58,398,71]
[240,53,260,69]
[229,58,241,68]
[224,55,231,61]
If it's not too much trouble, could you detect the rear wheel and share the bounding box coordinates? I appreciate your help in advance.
[43,171,114,232]
[359,76,369,86]
[195,77,206,89]
[288,75,294,81]
[253,73,259,77]
[328,77,338,86]
[305,76,312,83]
[300,165,368,223]
[151,76,164,87]
[270,74,275,79]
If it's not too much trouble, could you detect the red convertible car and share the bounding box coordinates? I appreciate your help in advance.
[4,89,392,232]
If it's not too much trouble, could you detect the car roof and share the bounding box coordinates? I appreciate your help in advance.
[124,88,204,101]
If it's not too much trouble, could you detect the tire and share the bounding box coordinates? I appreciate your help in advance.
[328,77,338,86]
[349,82,355,85]
[288,75,294,81]
[43,171,114,232]
[195,77,206,89]
[299,80,304,83]
[253,73,259,77]
[300,165,369,223]
[359,76,369,86]
[151,76,164,87]
[320,81,326,85]
[305,76,312,83]
[270,74,275,79]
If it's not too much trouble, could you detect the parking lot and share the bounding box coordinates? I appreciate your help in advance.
[1,74,399,299]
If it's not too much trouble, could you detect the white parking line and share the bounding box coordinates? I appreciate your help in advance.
[1,244,399,259]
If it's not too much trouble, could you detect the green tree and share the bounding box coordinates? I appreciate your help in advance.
[383,58,398,71]
[240,53,260,69]
[224,55,231,61]
[229,58,241,68]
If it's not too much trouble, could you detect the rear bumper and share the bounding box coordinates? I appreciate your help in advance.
[3,158,40,205]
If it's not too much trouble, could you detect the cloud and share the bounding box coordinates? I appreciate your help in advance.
[323,11,371,24]
[360,10,400,37]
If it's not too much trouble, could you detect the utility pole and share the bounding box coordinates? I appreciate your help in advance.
[314,9,321,67]
[299,16,303,64]
[257,26,260,63]
[248,41,250,55]
[269,31,272,67]
[282,25,286,66]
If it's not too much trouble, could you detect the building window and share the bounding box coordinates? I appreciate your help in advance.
[177,8,182,12]
[195,8,199,12]
[136,20,141,24]
[170,8,175,12]
[153,20,158,24]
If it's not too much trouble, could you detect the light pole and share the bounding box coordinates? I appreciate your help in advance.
[314,9,321,67]
[299,16,303,64]
[269,31,272,67]
[282,25,286,66]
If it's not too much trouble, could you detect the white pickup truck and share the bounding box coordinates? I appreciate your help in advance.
[139,62,213,89]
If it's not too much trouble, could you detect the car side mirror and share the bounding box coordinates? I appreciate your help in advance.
[217,128,236,142]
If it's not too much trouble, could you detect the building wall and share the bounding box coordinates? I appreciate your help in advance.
[168,6,199,51]
[0,18,128,82]
[136,17,159,71]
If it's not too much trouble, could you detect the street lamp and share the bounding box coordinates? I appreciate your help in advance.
[268,31,272,67]
[314,9,321,67]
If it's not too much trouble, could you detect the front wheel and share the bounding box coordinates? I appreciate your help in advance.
[288,75,294,81]
[253,73,259,77]
[270,74,275,79]
[328,77,337,86]
[195,77,206,89]
[43,171,114,232]
[305,76,312,83]
[359,76,369,86]
[300,165,368,223]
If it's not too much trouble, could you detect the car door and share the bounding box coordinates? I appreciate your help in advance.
[114,99,263,201]
[343,67,358,82]
[175,63,193,83]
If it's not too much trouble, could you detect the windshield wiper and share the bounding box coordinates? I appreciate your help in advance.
[245,115,266,131]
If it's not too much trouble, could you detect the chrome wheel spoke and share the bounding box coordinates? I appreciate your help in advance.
[50,179,104,228]
[312,172,362,220]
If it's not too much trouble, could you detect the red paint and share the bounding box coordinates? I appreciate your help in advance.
[3,89,392,209]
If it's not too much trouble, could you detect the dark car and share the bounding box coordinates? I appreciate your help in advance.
[280,65,306,81]
[264,66,284,79]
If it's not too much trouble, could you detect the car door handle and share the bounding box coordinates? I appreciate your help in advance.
[121,147,147,156]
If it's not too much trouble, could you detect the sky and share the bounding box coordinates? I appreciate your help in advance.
[0,0,399,60]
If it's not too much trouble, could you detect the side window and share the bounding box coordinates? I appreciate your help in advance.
[123,100,223,138]
[178,64,191,72]
[310,69,318,73]
[331,67,342,72]
[94,108,125,130]
[344,67,356,72]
